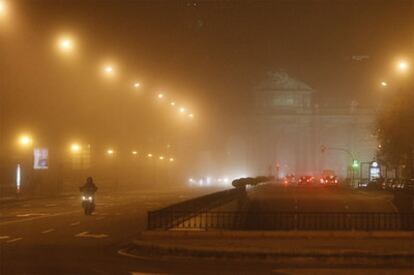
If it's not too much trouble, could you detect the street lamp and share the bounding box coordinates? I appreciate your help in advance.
[380,81,387,87]
[107,149,114,155]
[397,60,409,73]
[132,150,138,155]
[147,153,153,158]
[159,156,164,160]
[133,82,140,88]
[58,37,74,53]
[103,65,115,76]
[188,113,194,119]
[179,107,186,114]
[158,93,164,99]
[0,1,7,17]
[18,135,33,148]
[169,157,174,162]
[70,143,81,153]
[170,101,176,107]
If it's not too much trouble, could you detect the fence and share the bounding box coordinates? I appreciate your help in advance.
[148,211,414,231]
[147,188,244,230]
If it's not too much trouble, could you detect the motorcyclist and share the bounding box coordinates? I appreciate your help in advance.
[80,176,98,195]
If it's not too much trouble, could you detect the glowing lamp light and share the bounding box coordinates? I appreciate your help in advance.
[133,82,141,88]
[147,153,153,158]
[70,143,81,153]
[170,102,176,106]
[398,61,409,72]
[103,66,114,75]
[159,156,165,160]
[107,149,114,155]
[169,157,174,162]
[381,81,387,87]
[371,161,378,168]
[18,135,33,147]
[157,93,164,99]
[188,113,194,119]
[0,1,7,16]
[179,107,186,113]
[58,37,74,52]
[132,151,138,155]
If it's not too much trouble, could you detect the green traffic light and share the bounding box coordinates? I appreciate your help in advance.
[352,160,359,168]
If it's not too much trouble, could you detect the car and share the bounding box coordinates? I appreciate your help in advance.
[385,178,396,190]
[320,175,339,185]
[298,176,314,185]
[283,174,296,185]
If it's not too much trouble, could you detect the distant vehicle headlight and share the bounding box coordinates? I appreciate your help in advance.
[82,196,86,200]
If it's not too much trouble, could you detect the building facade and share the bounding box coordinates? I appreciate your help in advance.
[226,71,377,178]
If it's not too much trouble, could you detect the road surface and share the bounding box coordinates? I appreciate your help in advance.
[246,183,397,212]
[0,184,406,274]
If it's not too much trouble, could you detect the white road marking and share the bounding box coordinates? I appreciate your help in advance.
[0,236,10,240]
[70,221,80,226]
[75,231,108,239]
[42,228,55,234]
[6,237,22,243]
[118,248,151,260]
[0,210,80,226]
[16,213,48,217]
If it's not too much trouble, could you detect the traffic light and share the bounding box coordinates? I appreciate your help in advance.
[352,159,359,168]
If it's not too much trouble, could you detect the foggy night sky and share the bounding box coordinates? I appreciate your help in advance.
[1,0,413,147]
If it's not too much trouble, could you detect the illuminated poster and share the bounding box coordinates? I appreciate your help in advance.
[34,148,49,170]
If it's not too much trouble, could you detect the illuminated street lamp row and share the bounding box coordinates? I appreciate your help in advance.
[18,138,175,160]
[146,153,174,162]
[55,34,196,120]
[157,93,195,119]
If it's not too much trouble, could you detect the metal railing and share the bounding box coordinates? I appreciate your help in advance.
[147,188,244,230]
[148,211,414,231]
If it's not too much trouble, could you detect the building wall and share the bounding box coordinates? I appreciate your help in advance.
[236,110,376,178]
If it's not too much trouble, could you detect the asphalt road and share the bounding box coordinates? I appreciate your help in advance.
[0,184,404,274]
[246,183,397,213]
[1,188,247,275]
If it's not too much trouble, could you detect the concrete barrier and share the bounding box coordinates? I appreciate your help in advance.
[140,230,414,240]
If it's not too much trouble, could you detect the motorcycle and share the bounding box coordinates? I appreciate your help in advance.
[81,194,95,215]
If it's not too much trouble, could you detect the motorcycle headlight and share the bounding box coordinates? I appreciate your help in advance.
[88,196,93,201]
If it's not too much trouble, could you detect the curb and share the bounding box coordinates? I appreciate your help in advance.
[140,230,414,239]
[126,239,414,266]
